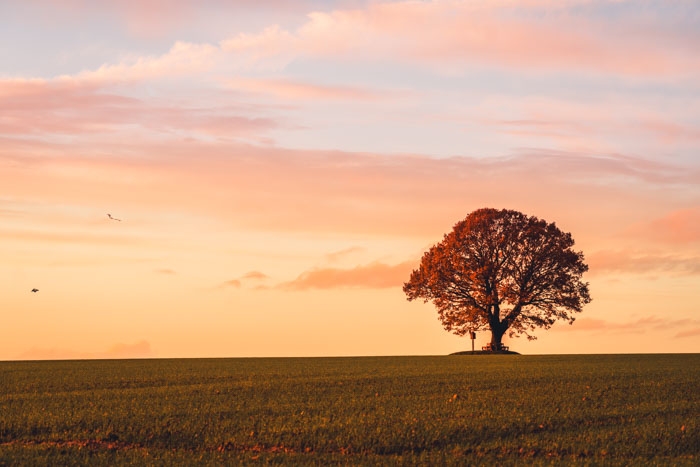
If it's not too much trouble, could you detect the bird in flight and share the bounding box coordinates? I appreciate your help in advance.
[107,213,122,222]
[31,288,39,293]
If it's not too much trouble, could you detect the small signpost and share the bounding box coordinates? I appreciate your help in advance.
[470,331,476,354]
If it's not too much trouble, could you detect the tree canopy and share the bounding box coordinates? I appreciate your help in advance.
[403,208,591,348]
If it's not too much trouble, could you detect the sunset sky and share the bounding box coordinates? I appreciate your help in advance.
[2,0,699,360]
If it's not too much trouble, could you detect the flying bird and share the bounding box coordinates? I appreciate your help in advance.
[107,213,122,222]
[31,288,39,293]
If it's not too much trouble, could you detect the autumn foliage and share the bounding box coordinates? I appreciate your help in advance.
[404,208,591,348]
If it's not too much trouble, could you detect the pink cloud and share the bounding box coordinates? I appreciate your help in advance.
[64,40,219,84]
[511,150,699,185]
[81,2,664,81]
[221,25,297,69]
[4,3,694,152]
[220,1,700,77]
[3,139,698,243]
[9,1,696,99]
[0,78,279,139]
[241,271,268,281]
[640,120,700,145]
[467,94,700,157]
[218,272,269,289]
[220,279,241,289]
[326,247,365,263]
[558,316,700,335]
[587,250,700,277]
[646,209,700,244]
[228,78,381,101]
[279,261,415,290]
[556,317,647,333]
[676,328,700,338]
[0,79,140,135]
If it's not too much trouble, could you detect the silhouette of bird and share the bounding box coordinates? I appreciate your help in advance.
[107,213,121,222]
[31,288,39,293]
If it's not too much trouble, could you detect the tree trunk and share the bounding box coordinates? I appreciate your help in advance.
[489,322,507,350]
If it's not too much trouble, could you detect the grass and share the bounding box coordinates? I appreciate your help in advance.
[0,354,698,465]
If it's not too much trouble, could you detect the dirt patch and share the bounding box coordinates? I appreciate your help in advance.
[450,350,520,355]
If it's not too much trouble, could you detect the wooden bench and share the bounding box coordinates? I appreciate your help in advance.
[482,343,509,351]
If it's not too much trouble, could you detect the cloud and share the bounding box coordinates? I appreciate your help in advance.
[511,150,699,185]
[228,77,382,101]
[326,246,365,263]
[33,0,690,90]
[64,40,219,85]
[676,328,700,338]
[219,279,241,289]
[221,25,298,71]
[241,271,268,280]
[4,3,697,156]
[3,138,698,242]
[558,316,700,335]
[471,94,700,154]
[219,1,700,77]
[279,260,415,290]
[17,340,155,360]
[6,0,697,113]
[639,119,700,145]
[645,208,700,244]
[563,318,612,331]
[587,250,700,277]
[0,79,137,135]
[0,78,279,140]
[218,271,269,290]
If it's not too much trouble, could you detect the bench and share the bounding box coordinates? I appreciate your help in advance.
[482,343,509,351]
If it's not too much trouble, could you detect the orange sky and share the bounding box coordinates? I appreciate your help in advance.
[2,0,699,359]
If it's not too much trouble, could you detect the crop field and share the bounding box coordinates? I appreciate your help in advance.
[1,354,698,465]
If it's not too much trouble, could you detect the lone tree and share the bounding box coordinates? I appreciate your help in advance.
[404,208,591,349]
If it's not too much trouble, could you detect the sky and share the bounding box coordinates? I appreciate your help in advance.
[1,0,699,360]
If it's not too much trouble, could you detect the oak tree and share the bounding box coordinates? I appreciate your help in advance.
[404,208,591,349]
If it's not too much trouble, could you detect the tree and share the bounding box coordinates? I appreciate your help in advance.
[403,208,591,349]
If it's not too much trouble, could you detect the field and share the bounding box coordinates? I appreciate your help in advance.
[1,354,698,465]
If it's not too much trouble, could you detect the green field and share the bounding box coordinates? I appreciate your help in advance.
[1,354,698,465]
